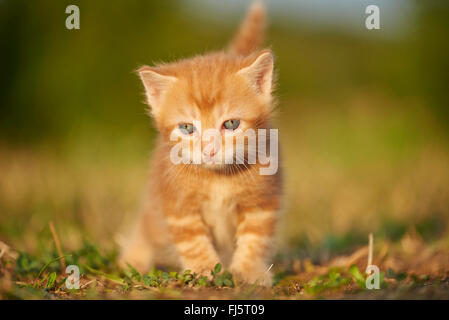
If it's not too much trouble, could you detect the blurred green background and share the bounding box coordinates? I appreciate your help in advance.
[1,0,448,257]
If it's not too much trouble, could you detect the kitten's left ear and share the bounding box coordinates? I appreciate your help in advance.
[138,66,177,115]
[237,49,274,100]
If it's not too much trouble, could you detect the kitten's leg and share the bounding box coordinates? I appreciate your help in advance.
[119,217,154,273]
[229,210,276,286]
[119,205,170,272]
[166,213,220,275]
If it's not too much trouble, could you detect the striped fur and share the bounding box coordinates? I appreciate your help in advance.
[119,1,282,285]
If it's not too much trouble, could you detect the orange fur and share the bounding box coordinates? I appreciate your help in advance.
[120,1,282,286]
[229,1,266,56]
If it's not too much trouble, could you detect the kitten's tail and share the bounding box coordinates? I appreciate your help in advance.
[228,1,266,56]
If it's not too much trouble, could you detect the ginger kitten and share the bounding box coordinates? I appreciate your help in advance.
[119,2,282,286]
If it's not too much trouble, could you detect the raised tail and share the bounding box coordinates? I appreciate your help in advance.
[228,1,266,56]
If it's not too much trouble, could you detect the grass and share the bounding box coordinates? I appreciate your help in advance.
[2,228,448,299]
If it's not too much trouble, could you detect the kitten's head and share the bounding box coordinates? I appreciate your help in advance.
[138,50,275,171]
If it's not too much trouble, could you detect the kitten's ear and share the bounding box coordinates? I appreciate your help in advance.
[138,66,177,114]
[237,50,274,99]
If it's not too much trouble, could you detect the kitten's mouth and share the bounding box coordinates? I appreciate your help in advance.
[201,159,223,168]
[201,153,225,167]
[202,157,216,165]
[199,153,250,168]
[197,157,252,175]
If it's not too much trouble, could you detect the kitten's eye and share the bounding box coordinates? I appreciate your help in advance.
[223,119,240,130]
[179,123,195,135]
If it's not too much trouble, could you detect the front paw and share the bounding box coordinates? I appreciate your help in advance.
[184,261,220,281]
[118,249,153,273]
[229,264,273,287]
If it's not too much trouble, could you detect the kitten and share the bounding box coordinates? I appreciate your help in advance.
[119,1,282,286]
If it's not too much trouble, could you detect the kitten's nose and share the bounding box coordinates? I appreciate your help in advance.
[204,147,216,158]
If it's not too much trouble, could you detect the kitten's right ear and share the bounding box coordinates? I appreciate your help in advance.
[237,50,273,101]
[138,66,177,114]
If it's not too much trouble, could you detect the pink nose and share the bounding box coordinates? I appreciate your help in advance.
[205,148,216,158]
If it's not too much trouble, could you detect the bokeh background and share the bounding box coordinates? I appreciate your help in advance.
[1,0,449,261]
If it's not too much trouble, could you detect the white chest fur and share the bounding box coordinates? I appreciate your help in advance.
[201,182,238,266]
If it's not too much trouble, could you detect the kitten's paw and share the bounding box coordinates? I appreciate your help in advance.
[118,250,153,274]
[229,265,273,287]
[195,270,214,281]
[186,262,220,281]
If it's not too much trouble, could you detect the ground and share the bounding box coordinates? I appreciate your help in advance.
[1,224,448,299]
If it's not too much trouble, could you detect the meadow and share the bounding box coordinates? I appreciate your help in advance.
[1,0,448,299]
